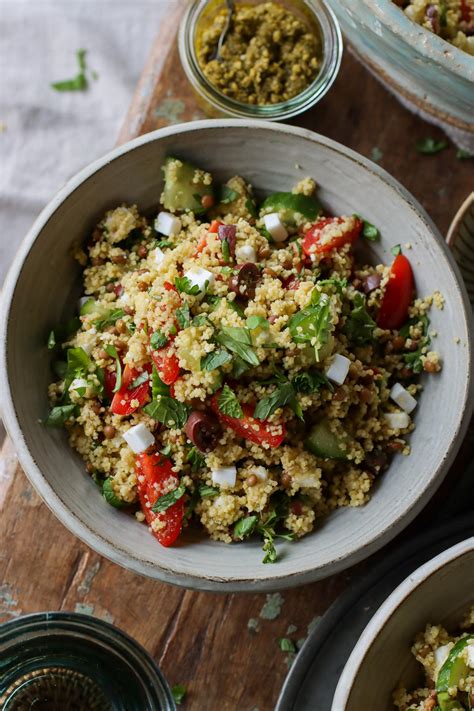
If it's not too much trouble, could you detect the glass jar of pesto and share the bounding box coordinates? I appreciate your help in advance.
[179,0,343,120]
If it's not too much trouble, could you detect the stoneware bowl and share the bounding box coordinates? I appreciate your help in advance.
[332,537,474,710]
[325,0,474,151]
[0,120,472,591]
[447,191,474,310]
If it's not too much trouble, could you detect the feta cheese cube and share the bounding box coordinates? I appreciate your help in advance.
[153,247,166,267]
[236,244,257,263]
[212,466,237,488]
[184,267,214,294]
[390,383,417,414]
[122,423,155,454]
[384,411,410,431]
[155,211,181,237]
[263,213,288,242]
[325,354,351,386]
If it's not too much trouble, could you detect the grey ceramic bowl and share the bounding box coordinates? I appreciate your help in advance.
[326,0,474,151]
[332,537,474,710]
[0,120,472,592]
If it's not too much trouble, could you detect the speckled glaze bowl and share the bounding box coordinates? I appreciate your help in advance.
[332,538,474,710]
[0,120,472,592]
[325,0,474,151]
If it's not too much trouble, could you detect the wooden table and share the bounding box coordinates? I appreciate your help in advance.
[1,4,473,708]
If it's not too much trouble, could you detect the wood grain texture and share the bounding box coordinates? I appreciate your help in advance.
[2,11,474,711]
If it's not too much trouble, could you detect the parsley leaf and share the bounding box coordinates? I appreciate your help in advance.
[143,397,189,429]
[279,638,296,653]
[176,303,191,329]
[201,348,232,371]
[152,483,186,513]
[150,331,168,349]
[254,382,303,421]
[218,184,240,204]
[400,314,430,374]
[155,239,174,248]
[94,308,125,331]
[391,244,402,257]
[288,292,332,361]
[246,315,269,330]
[234,515,259,539]
[415,137,447,155]
[256,497,294,564]
[104,345,122,392]
[218,384,243,418]
[171,684,187,705]
[51,49,89,92]
[198,484,219,497]
[343,293,376,345]
[45,404,77,427]
[174,276,202,296]
[292,370,332,393]
[216,328,259,367]
[187,447,206,471]
[102,478,125,508]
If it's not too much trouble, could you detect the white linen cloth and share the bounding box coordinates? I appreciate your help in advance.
[0,0,170,285]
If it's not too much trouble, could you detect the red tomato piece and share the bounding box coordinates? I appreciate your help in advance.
[110,364,151,416]
[210,395,286,448]
[302,217,362,257]
[164,281,177,293]
[136,452,184,547]
[377,254,414,330]
[209,220,223,234]
[151,343,180,385]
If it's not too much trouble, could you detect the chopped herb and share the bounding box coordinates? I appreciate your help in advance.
[456,149,473,160]
[201,348,233,371]
[45,404,77,427]
[160,444,172,458]
[51,49,89,92]
[155,240,174,248]
[292,370,332,394]
[152,483,186,513]
[104,345,122,392]
[391,244,402,257]
[176,303,191,329]
[400,314,430,374]
[279,638,296,653]
[218,184,240,204]
[317,277,347,294]
[218,384,243,418]
[288,292,332,361]
[198,484,219,497]
[216,327,259,367]
[128,371,149,390]
[234,515,258,539]
[254,382,303,421]
[221,238,231,263]
[102,477,125,508]
[256,499,294,564]
[245,197,258,218]
[171,684,187,705]
[187,447,206,471]
[227,300,245,318]
[415,137,447,155]
[151,366,170,399]
[354,215,379,241]
[94,308,125,331]
[192,314,209,327]
[47,330,56,349]
[232,355,250,378]
[150,331,169,349]
[144,396,189,429]
[169,324,177,336]
[370,146,383,163]
[343,293,376,345]
[246,315,269,330]
[174,276,202,296]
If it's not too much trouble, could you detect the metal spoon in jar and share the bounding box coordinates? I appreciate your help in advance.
[212,0,235,61]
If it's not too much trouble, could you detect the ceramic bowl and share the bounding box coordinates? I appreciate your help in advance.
[325,0,474,151]
[0,120,472,591]
[332,537,474,710]
[447,191,474,310]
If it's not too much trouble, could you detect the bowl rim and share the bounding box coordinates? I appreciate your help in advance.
[0,118,473,592]
[331,536,474,710]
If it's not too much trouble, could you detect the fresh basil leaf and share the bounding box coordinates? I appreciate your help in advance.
[143,396,189,429]
[174,276,202,296]
[151,365,170,399]
[245,197,258,218]
[279,638,296,653]
[288,292,332,360]
[218,384,243,418]
[47,330,56,349]
[201,348,232,371]
[292,370,332,394]
[198,484,219,497]
[67,346,91,375]
[415,137,447,155]
[102,477,125,508]
[128,371,149,390]
[246,315,269,330]
[94,308,125,331]
[391,244,402,257]
[104,345,122,392]
[187,447,206,471]
[171,684,187,705]
[216,328,259,367]
[45,404,77,427]
[234,514,258,539]
[176,303,191,329]
[218,184,240,204]
[343,292,376,345]
[150,331,168,349]
[152,483,186,513]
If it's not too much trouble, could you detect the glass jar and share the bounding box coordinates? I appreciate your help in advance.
[178,0,343,120]
[0,612,175,711]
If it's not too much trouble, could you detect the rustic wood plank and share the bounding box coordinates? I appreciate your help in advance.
[2,13,473,711]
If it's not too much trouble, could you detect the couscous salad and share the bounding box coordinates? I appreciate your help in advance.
[46,158,442,562]
[394,607,474,710]
[394,0,474,55]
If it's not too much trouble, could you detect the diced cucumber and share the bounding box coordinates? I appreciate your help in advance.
[162,157,214,214]
[305,421,351,460]
[260,192,321,226]
[436,635,474,711]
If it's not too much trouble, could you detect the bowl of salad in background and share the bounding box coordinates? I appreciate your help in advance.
[0,120,472,591]
[325,0,474,151]
[332,537,474,710]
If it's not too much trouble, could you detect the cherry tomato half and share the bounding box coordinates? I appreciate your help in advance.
[136,452,184,547]
[302,217,362,257]
[377,254,414,330]
[210,394,286,448]
[150,343,180,385]
[110,364,151,416]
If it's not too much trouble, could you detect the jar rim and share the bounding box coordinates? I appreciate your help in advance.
[179,0,343,120]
